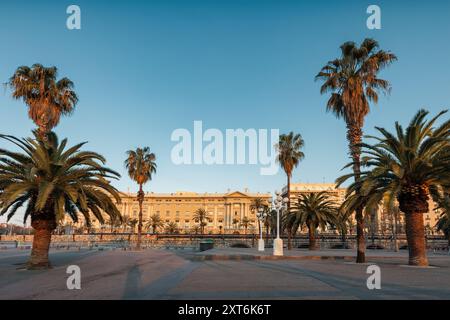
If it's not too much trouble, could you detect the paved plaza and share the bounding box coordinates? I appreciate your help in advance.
[0,248,449,300]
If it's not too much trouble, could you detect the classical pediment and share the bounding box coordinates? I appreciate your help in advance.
[224,191,250,198]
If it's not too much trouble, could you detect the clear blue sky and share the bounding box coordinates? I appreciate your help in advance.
[1,0,449,223]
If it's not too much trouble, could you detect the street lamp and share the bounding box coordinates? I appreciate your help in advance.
[273,191,288,256]
[256,207,267,251]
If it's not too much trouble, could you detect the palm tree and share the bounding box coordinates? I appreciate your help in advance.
[291,192,339,250]
[336,208,351,248]
[128,218,138,233]
[240,216,252,234]
[120,216,132,232]
[275,132,305,250]
[8,64,78,139]
[436,214,449,249]
[192,208,211,234]
[316,38,397,263]
[337,110,450,266]
[436,196,450,249]
[107,216,121,233]
[250,197,268,237]
[165,222,179,234]
[124,147,157,250]
[145,214,164,234]
[190,225,202,235]
[262,207,273,241]
[232,218,239,231]
[0,131,121,269]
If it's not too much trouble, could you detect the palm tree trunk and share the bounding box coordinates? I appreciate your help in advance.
[341,229,347,248]
[28,219,57,269]
[308,225,316,250]
[393,211,399,252]
[287,174,292,250]
[347,123,366,263]
[257,220,261,238]
[404,211,428,266]
[137,184,144,250]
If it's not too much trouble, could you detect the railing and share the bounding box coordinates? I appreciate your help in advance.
[1,233,448,252]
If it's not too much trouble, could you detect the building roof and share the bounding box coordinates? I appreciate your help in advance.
[119,190,271,199]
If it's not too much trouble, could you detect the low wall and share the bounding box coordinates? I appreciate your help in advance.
[0,234,447,251]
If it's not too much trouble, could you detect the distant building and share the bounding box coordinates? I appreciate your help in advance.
[281,183,442,235]
[78,190,271,234]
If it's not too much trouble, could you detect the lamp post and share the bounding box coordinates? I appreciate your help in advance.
[256,207,267,251]
[273,191,288,256]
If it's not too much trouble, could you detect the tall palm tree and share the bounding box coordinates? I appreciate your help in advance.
[337,110,450,266]
[291,192,339,250]
[192,208,211,234]
[8,64,78,139]
[0,131,121,269]
[316,38,397,263]
[276,132,305,250]
[125,147,157,250]
[240,216,252,234]
[145,214,164,234]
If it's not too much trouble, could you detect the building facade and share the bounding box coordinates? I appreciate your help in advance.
[87,190,271,234]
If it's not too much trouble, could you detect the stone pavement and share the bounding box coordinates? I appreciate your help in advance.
[0,248,449,299]
[189,247,443,262]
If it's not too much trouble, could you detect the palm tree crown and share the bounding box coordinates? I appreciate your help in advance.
[146,213,164,233]
[276,132,305,180]
[8,64,78,137]
[125,147,157,186]
[0,131,121,225]
[316,38,397,127]
[290,192,339,249]
[193,208,211,234]
[0,131,121,268]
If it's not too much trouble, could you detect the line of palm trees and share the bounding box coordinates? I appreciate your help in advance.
[0,37,449,269]
[269,39,449,267]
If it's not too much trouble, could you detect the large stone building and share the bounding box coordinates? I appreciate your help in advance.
[89,190,271,234]
[68,183,443,235]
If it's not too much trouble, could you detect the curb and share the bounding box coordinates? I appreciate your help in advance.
[189,254,357,261]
